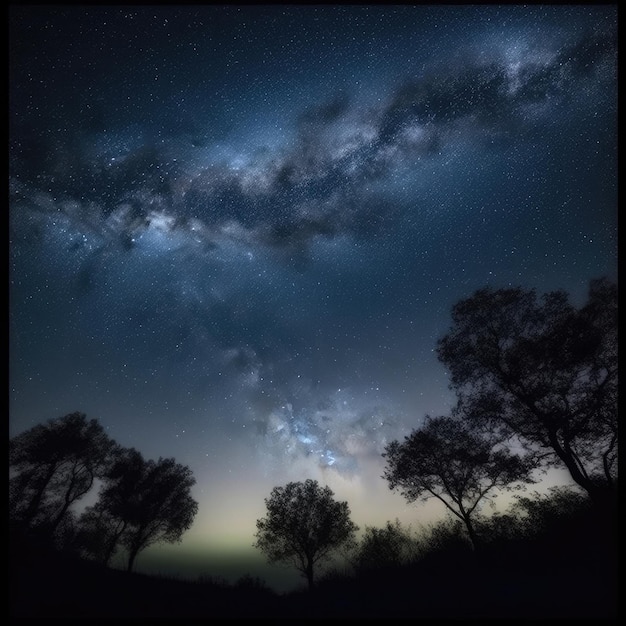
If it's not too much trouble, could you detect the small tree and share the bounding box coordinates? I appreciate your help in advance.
[383,415,532,550]
[9,412,116,534]
[254,479,358,590]
[84,447,198,572]
[436,278,617,508]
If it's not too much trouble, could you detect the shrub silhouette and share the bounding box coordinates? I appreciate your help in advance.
[352,519,418,573]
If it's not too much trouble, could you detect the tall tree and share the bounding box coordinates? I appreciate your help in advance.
[254,479,358,590]
[383,415,532,550]
[89,447,198,572]
[9,412,116,534]
[436,278,617,508]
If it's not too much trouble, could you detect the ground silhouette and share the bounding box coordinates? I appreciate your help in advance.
[10,492,617,620]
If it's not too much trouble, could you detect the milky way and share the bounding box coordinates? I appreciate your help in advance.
[9,5,617,586]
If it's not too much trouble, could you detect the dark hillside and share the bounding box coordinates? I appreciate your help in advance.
[10,504,617,621]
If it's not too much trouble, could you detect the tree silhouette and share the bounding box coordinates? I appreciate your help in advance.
[254,479,358,590]
[9,412,116,535]
[383,415,532,550]
[82,447,198,572]
[436,278,617,508]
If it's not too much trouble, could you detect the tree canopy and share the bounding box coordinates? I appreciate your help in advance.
[352,519,417,573]
[254,479,358,590]
[436,277,617,506]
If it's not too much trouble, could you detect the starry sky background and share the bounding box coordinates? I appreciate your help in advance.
[9,5,617,590]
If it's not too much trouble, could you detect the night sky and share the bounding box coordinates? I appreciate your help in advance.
[9,5,617,590]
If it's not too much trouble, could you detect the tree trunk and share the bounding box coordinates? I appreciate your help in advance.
[102,547,113,567]
[587,483,618,542]
[103,526,125,567]
[548,432,617,541]
[463,515,481,552]
[548,431,597,498]
[50,501,72,534]
[306,559,315,591]
[127,546,140,572]
[22,464,57,526]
